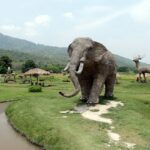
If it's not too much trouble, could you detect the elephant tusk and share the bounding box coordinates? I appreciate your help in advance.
[64,62,70,72]
[76,62,84,75]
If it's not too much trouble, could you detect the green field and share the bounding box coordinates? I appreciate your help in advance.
[0,74,150,150]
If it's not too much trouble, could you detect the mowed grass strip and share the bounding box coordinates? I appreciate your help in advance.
[1,74,150,150]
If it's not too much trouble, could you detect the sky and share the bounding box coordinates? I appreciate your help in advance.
[0,0,149,63]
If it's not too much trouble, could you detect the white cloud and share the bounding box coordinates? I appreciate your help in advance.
[75,1,150,32]
[130,0,150,22]
[0,25,21,37]
[34,15,51,25]
[0,24,38,37]
[0,14,52,38]
[23,21,37,37]
[24,15,51,27]
[75,10,127,31]
[24,27,38,37]
[83,5,111,13]
[0,25,21,32]
[63,12,73,19]
[24,21,35,28]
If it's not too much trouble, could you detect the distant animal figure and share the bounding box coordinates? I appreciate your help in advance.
[59,37,116,105]
[133,55,150,82]
[4,67,16,83]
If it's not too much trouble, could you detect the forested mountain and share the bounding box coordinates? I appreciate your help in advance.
[0,32,146,70]
[0,33,67,64]
[0,49,55,70]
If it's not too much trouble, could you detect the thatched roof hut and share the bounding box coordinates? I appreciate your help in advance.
[24,68,50,76]
[24,68,50,84]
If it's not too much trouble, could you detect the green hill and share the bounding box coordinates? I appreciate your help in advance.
[114,54,135,67]
[0,49,55,70]
[0,33,67,64]
[0,32,146,69]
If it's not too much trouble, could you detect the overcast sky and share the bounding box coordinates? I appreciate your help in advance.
[0,0,149,63]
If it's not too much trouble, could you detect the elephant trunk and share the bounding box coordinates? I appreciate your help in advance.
[59,89,80,98]
[59,64,80,98]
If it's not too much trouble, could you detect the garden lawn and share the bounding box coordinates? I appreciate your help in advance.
[1,74,150,150]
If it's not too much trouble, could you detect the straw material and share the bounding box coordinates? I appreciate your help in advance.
[24,68,50,76]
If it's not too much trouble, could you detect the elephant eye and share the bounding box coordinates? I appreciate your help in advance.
[87,46,93,51]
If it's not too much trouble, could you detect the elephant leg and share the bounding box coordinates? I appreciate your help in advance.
[105,74,116,97]
[87,75,104,104]
[78,78,92,102]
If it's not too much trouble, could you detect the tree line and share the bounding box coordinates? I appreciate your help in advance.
[0,55,137,74]
[0,55,64,74]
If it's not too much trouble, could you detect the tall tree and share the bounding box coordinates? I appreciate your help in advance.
[0,56,12,74]
[22,60,37,73]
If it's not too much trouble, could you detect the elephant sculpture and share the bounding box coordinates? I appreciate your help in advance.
[59,37,116,105]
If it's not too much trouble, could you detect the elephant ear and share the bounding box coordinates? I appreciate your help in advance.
[93,41,108,63]
[68,44,73,57]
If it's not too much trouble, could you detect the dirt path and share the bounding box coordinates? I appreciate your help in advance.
[0,103,41,150]
[80,101,136,149]
[73,101,136,149]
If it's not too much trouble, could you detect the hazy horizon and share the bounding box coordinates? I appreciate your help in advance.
[0,0,149,63]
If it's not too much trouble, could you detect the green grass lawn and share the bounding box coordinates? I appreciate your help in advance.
[0,74,150,150]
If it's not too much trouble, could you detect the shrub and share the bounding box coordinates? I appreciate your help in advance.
[28,85,42,92]
[117,66,130,72]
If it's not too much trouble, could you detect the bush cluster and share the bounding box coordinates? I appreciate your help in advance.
[28,85,42,92]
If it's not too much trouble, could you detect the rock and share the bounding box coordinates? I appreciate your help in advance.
[107,130,120,141]
[124,142,136,149]
[59,110,70,114]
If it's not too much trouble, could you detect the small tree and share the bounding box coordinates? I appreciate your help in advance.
[0,56,12,74]
[46,64,64,73]
[117,66,130,72]
[41,64,64,73]
[22,60,37,73]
